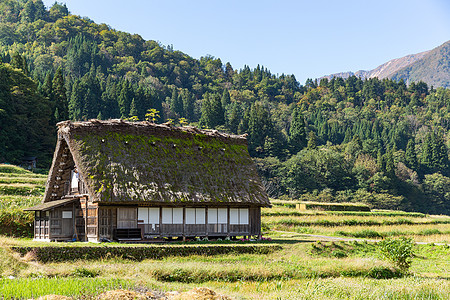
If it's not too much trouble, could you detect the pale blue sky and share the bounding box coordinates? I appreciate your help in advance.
[43,0,450,84]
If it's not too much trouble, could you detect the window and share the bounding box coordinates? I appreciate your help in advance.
[208,208,228,224]
[62,211,72,219]
[240,208,249,225]
[162,207,183,224]
[230,208,248,225]
[186,208,205,224]
[208,208,217,224]
[138,207,160,224]
[162,207,172,224]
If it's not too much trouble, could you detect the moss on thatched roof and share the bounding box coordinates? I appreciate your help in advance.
[44,120,270,207]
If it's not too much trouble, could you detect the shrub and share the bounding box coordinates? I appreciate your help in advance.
[12,245,282,262]
[378,237,414,272]
[366,266,403,279]
[336,229,383,239]
[73,267,100,277]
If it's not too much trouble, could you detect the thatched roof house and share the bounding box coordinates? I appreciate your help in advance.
[27,119,270,242]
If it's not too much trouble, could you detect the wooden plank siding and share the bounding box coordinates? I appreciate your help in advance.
[34,211,49,240]
[93,205,262,241]
[34,203,261,242]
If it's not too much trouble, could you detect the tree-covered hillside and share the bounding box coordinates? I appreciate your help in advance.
[0,0,448,213]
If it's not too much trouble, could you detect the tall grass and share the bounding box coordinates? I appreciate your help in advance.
[0,195,41,209]
[0,176,47,184]
[0,278,134,299]
[0,164,34,174]
[264,214,450,227]
[0,183,45,196]
[263,206,428,218]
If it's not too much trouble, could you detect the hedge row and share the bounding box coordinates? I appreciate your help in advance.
[297,202,371,212]
[262,211,427,218]
[267,217,445,227]
[12,244,282,262]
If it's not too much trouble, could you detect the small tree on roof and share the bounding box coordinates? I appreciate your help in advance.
[145,108,160,123]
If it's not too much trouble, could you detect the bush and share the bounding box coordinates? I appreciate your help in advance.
[12,245,282,262]
[366,266,403,279]
[336,229,383,239]
[0,209,34,237]
[378,237,414,272]
[73,267,100,277]
[296,202,371,212]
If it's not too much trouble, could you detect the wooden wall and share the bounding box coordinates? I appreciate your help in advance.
[136,205,261,240]
[36,202,262,242]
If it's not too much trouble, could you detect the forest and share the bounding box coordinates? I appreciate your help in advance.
[0,0,449,214]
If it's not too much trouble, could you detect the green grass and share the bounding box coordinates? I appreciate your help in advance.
[0,168,449,299]
[0,278,135,299]
[0,183,45,196]
[0,176,47,184]
[0,164,36,174]
[1,238,449,299]
[0,195,41,209]
[0,165,45,238]
[265,203,428,217]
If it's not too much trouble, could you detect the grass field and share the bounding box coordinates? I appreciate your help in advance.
[0,165,449,299]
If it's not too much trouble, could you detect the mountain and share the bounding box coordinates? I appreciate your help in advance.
[322,40,450,88]
[391,41,450,88]
[0,0,449,214]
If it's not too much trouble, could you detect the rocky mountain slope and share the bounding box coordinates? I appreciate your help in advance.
[322,40,450,88]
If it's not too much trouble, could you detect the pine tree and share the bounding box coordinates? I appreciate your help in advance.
[52,67,68,121]
[170,88,183,117]
[384,149,396,179]
[118,80,132,119]
[343,127,352,143]
[248,103,273,156]
[221,89,231,108]
[21,0,36,22]
[288,107,306,154]
[431,132,449,174]
[405,139,418,171]
[377,149,385,171]
[33,0,47,21]
[227,102,240,133]
[69,81,82,120]
[210,94,225,126]
[41,72,53,100]
[10,52,28,75]
[307,131,317,150]
[129,98,138,117]
[182,90,195,121]
[199,96,213,128]
[421,133,434,174]
[49,2,69,21]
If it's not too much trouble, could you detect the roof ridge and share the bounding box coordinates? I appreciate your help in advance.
[56,119,247,140]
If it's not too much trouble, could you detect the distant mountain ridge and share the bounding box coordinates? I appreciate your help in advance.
[321,40,450,88]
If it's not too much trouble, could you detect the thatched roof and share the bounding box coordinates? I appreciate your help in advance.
[43,119,270,207]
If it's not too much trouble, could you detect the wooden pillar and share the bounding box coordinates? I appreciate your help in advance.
[182,206,186,241]
[227,206,230,238]
[205,207,208,238]
[159,206,163,238]
[72,203,76,240]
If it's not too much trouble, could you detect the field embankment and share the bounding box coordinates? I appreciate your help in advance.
[265,200,450,243]
[0,165,44,237]
[0,166,449,299]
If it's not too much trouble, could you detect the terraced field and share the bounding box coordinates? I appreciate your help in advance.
[0,165,44,236]
[264,200,450,243]
[0,165,449,299]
